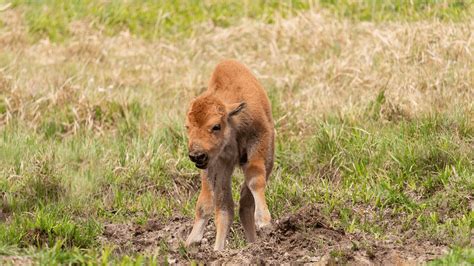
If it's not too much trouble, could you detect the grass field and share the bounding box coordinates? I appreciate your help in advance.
[0,0,473,264]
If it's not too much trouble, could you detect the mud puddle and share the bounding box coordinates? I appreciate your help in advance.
[100,205,448,264]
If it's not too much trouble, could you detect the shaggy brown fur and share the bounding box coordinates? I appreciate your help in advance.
[185,59,275,251]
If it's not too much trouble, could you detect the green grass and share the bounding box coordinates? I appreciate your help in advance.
[2,0,472,41]
[429,248,474,265]
[320,0,472,21]
[8,0,314,41]
[1,105,472,263]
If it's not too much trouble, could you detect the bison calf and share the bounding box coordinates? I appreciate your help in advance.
[185,59,275,251]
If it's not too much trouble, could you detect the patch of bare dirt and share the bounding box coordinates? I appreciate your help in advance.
[0,256,34,266]
[100,204,449,264]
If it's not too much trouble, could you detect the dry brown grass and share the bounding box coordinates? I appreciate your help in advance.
[1,9,473,132]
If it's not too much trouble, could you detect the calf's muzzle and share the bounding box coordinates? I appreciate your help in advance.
[188,151,209,169]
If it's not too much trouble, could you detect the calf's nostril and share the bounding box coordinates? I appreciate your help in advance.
[189,154,198,162]
[196,153,206,161]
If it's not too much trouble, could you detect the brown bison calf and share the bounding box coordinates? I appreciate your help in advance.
[185,59,275,251]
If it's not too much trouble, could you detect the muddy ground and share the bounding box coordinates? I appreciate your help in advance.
[100,205,448,264]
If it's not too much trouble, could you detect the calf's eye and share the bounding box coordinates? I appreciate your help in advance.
[212,124,221,131]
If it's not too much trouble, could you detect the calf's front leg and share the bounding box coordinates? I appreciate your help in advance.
[186,172,213,246]
[213,170,234,251]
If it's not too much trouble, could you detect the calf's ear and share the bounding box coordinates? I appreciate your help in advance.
[226,102,246,117]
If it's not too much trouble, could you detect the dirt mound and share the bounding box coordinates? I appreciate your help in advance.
[100,205,448,264]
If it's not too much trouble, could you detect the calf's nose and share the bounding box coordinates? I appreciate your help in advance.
[189,152,208,163]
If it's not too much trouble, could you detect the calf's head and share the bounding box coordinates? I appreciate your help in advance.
[185,96,245,169]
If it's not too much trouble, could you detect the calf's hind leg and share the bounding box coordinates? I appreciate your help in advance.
[243,157,271,229]
[239,184,256,242]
